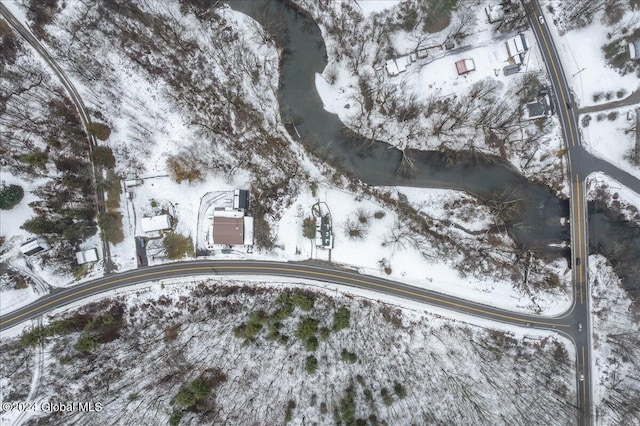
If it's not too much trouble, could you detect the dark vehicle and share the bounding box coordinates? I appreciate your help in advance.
[576,257,581,266]
[566,102,572,109]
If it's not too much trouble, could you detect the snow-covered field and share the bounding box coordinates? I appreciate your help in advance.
[581,108,640,180]
[278,182,571,315]
[0,278,576,425]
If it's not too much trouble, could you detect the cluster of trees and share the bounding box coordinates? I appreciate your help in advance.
[1,28,103,271]
[0,184,24,210]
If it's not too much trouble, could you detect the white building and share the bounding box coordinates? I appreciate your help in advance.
[505,34,529,64]
[76,248,99,265]
[141,214,172,233]
[20,238,50,256]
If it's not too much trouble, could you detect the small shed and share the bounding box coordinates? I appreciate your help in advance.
[124,179,143,187]
[141,214,172,233]
[455,58,476,75]
[20,238,50,256]
[503,64,521,76]
[629,38,640,60]
[76,248,99,265]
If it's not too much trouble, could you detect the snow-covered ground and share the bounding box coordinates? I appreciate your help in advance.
[542,1,640,108]
[0,278,576,425]
[581,108,640,180]
[589,254,640,425]
[278,183,571,315]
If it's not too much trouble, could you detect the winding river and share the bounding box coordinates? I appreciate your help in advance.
[227,0,640,282]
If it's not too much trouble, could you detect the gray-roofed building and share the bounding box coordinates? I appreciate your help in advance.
[315,216,333,249]
[233,189,249,211]
[503,64,521,76]
[524,93,551,120]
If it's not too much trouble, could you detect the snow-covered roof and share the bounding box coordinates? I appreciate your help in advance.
[385,59,400,76]
[213,209,244,218]
[506,34,528,59]
[19,238,50,256]
[141,214,171,233]
[485,4,504,23]
[243,216,254,246]
[76,249,99,265]
[629,39,640,59]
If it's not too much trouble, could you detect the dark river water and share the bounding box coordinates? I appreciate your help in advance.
[226,0,640,288]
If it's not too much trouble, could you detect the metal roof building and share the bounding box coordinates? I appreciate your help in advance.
[76,248,99,265]
[20,238,50,256]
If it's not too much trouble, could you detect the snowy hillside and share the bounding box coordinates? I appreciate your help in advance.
[0,279,576,425]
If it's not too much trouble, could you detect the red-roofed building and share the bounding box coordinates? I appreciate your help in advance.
[455,58,476,75]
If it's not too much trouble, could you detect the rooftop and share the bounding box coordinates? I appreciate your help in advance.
[213,216,244,245]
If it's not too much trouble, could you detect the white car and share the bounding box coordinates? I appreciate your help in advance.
[538,15,545,25]
[580,374,584,382]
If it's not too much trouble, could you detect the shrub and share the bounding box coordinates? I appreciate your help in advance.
[305,355,318,374]
[341,349,358,364]
[291,291,315,311]
[167,156,203,184]
[87,122,111,140]
[98,211,124,244]
[356,208,370,224]
[169,410,183,426]
[394,381,407,399]
[19,151,48,168]
[305,336,319,352]
[91,146,116,169]
[302,217,316,239]
[0,184,24,210]
[284,399,296,423]
[333,307,350,331]
[296,317,318,341]
[381,387,394,406]
[163,233,194,259]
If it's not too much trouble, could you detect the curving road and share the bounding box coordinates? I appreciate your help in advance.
[0,260,576,331]
[0,3,113,273]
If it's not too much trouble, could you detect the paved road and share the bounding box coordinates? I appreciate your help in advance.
[0,260,578,333]
[526,1,593,424]
[0,4,113,273]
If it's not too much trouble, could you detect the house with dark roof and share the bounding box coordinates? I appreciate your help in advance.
[503,64,521,76]
[523,93,552,120]
[315,216,333,249]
